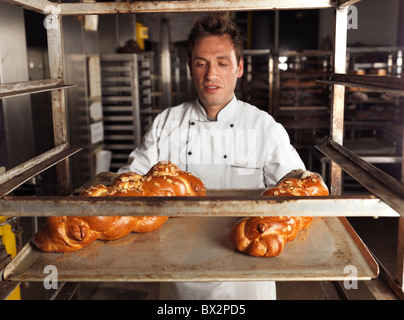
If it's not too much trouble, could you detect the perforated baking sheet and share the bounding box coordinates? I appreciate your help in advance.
[3,217,378,282]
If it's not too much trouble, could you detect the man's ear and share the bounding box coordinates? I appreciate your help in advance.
[188,59,193,78]
[237,57,244,78]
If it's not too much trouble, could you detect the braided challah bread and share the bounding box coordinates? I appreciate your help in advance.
[261,169,329,197]
[230,171,328,257]
[34,161,206,253]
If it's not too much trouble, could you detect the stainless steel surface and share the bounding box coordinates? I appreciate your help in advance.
[0,146,81,197]
[0,3,36,172]
[63,52,93,189]
[3,217,378,282]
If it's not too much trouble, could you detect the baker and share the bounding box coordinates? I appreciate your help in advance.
[119,12,317,300]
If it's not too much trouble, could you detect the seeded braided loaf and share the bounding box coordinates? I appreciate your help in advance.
[34,161,206,253]
[230,171,328,257]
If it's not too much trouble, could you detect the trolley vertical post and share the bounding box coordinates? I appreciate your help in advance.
[46,8,71,195]
[329,5,348,195]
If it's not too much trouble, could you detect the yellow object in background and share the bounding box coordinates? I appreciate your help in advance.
[136,22,148,50]
[0,216,20,300]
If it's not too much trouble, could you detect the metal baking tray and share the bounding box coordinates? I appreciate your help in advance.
[3,216,378,282]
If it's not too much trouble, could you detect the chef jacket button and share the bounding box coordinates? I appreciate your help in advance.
[188,151,192,155]
[223,155,227,159]
[230,124,234,128]
[190,121,195,125]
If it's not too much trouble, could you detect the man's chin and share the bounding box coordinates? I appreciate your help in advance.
[199,96,225,108]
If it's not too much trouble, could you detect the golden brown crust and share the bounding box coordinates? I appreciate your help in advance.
[34,161,205,253]
[261,173,329,197]
[230,172,328,257]
[34,217,100,253]
[80,184,110,197]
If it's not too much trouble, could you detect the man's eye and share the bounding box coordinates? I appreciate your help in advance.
[195,62,206,67]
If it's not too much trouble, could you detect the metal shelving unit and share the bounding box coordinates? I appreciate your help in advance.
[100,53,157,172]
[0,0,403,300]
[273,50,333,170]
[236,49,272,113]
[344,48,404,172]
[347,46,403,78]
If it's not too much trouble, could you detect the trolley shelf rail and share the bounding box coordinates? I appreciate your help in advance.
[0,79,76,99]
[0,194,399,218]
[318,73,404,97]
[3,0,346,15]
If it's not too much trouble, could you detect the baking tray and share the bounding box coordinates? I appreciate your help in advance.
[3,216,378,282]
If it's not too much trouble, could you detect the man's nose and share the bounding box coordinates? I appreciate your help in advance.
[205,64,218,80]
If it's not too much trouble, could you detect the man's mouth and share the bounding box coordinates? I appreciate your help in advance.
[204,85,220,92]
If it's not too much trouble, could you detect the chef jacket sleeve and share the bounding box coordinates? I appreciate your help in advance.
[263,122,306,186]
[276,169,325,186]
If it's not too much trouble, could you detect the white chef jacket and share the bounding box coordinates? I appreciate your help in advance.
[119,96,306,300]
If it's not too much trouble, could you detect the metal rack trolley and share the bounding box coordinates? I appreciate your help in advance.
[0,0,403,300]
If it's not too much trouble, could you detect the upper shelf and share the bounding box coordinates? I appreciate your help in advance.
[0,194,399,218]
[0,79,76,99]
[0,144,81,197]
[0,170,399,218]
[4,0,358,15]
[318,73,404,97]
[0,168,399,217]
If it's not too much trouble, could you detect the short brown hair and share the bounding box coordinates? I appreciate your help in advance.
[187,12,243,63]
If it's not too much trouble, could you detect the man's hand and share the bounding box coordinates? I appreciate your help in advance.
[277,169,325,186]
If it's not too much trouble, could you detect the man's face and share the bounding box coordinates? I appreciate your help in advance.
[188,34,244,115]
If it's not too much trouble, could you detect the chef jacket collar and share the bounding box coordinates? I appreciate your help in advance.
[194,96,237,122]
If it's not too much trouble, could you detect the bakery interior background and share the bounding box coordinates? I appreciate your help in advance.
[0,0,404,300]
